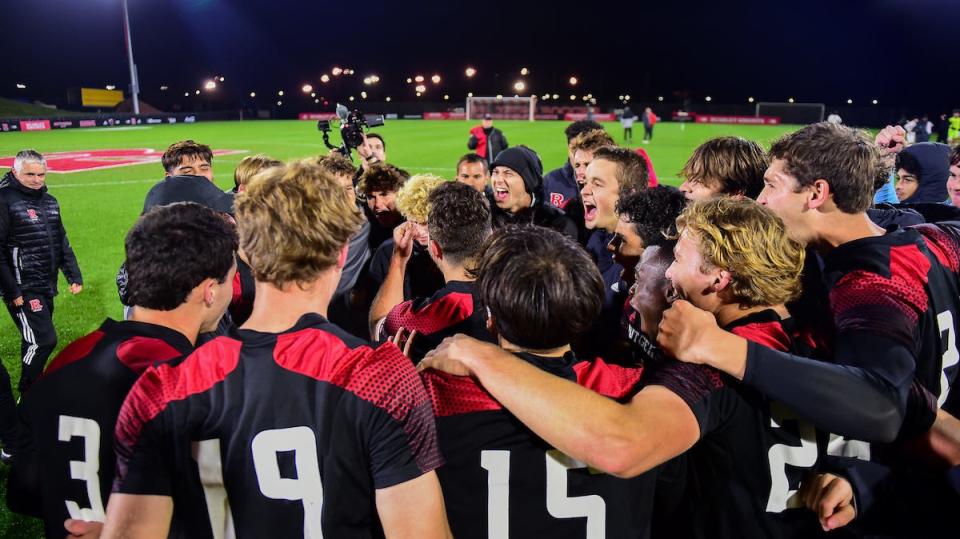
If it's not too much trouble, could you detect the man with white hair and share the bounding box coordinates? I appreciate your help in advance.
[0,150,82,399]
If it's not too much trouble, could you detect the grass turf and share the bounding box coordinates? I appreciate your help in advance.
[0,119,800,537]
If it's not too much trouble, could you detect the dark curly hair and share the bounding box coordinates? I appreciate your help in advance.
[125,203,238,310]
[161,140,213,174]
[427,182,491,266]
[357,163,410,196]
[474,225,603,350]
[615,186,687,247]
[952,145,960,167]
[564,120,604,143]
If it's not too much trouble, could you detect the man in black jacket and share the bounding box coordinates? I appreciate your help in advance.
[468,114,509,168]
[0,150,82,394]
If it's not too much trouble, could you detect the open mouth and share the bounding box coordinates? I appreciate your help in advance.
[666,285,684,303]
[493,187,509,203]
[583,202,598,221]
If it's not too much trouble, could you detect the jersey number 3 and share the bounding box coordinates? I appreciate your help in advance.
[58,415,106,522]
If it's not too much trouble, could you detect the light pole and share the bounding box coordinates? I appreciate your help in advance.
[122,0,140,115]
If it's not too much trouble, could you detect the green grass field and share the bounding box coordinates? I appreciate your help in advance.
[0,119,800,537]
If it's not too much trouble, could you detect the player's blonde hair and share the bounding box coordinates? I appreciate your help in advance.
[676,198,805,307]
[570,129,615,154]
[234,154,283,189]
[235,159,363,287]
[395,174,447,223]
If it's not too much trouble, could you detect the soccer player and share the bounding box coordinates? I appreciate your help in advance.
[542,120,603,210]
[103,160,449,538]
[893,142,951,203]
[658,122,960,444]
[231,153,281,193]
[607,185,686,286]
[421,225,651,538]
[677,136,768,201]
[455,153,491,194]
[421,198,825,538]
[357,162,409,250]
[370,181,494,361]
[948,146,960,207]
[161,140,215,181]
[7,203,237,538]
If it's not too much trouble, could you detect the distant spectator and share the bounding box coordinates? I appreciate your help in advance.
[642,107,657,144]
[161,140,214,181]
[949,110,960,143]
[468,114,509,168]
[915,115,933,143]
[621,106,638,142]
[543,120,603,211]
[0,150,82,396]
[455,153,490,194]
[232,154,281,193]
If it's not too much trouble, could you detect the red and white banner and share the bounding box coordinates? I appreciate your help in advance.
[423,112,466,120]
[298,113,337,121]
[0,148,246,173]
[693,115,781,125]
[563,113,617,122]
[19,120,51,132]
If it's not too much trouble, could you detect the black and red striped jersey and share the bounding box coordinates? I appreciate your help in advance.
[8,319,193,538]
[228,256,256,326]
[644,310,826,539]
[381,280,494,361]
[423,351,653,539]
[112,313,442,538]
[822,224,960,416]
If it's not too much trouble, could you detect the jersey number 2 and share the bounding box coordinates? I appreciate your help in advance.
[58,415,106,522]
[481,449,606,538]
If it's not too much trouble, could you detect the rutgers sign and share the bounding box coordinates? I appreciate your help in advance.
[0,148,245,173]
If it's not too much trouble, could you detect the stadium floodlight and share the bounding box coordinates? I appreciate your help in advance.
[444,94,450,100]
[552,94,558,99]
[705,96,712,102]
[658,96,664,102]
[570,95,576,100]
[349,96,355,101]
[184,92,189,97]
[332,67,343,76]
[302,84,313,93]
[277,100,282,106]
[415,75,425,83]
[16,83,26,89]
[788,97,795,103]
[386,96,392,102]
[514,81,526,92]
[219,76,225,82]
[320,74,330,83]
[847,98,853,104]
[278,90,284,96]
[310,92,316,98]
[415,84,427,93]
[314,99,319,103]
[618,95,624,100]
[195,89,200,95]
[204,80,217,90]
[249,92,256,98]
[361,91,368,99]
[625,94,631,101]
[468,92,474,98]
[748,96,754,103]
[106,85,117,90]
[416,92,422,97]
[465,67,477,77]
[406,78,413,84]
[520,67,529,75]
[872,99,879,105]
[432,74,442,84]
[542,94,549,100]
[569,76,578,86]
[160,85,168,91]
[363,77,372,85]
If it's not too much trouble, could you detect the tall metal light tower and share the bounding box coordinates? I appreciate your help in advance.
[122,0,140,115]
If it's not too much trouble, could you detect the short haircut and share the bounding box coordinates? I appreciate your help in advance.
[952,145,960,167]
[366,132,386,150]
[395,174,447,223]
[427,182,492,266]
[474,225,604,350]
[456,153,489,174]
[125,203,238,310]
[769,123,880,213]
[357,163,409,196]
[676,198,805,307]
[235,160,364,288]
[680,136,768,198]
[314,153,358,178]
[13,149,45,172]
[591,145,649,195]
[616,186,687,247]
[570,129,616,154]
[161,140,214,173]
[565,120,604,143]
[234,154,282,189]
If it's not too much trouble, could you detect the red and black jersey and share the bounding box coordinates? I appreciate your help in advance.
[112,313,442,538]
[381,280,494,362]
[423,351,654,539]
[228,256,256,326]
[824,224,960,416]
[644,310,826,539]
[7,319,193,538]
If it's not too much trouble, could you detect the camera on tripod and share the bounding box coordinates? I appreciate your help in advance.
[318,104,386,158]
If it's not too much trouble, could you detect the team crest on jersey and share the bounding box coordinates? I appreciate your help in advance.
[550,193,565,207]
[26,209,38,221]
[28,299,42,312]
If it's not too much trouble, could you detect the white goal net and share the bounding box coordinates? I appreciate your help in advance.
[466,96,536,121]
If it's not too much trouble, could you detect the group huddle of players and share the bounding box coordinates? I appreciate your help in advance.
[5,120,960,539]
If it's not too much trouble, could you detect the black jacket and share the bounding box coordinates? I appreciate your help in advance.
[488,192,579,242]
[0,174,81,299]
[468,127,509,166]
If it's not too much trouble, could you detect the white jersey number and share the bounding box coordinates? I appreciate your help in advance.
[480,449,607,538]
[252,426,324,538]
[766,404,819,513]
[937,311,959,408]
[57,415,106,522]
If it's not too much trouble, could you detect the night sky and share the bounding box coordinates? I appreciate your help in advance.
[2,0,958,111]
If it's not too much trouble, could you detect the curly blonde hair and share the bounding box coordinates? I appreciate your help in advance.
[235,159,364,288]
[676,198,805,307]
[395,174,448,223]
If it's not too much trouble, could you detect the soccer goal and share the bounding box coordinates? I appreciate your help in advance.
[755,102,825,124]
[466,96,536,121]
